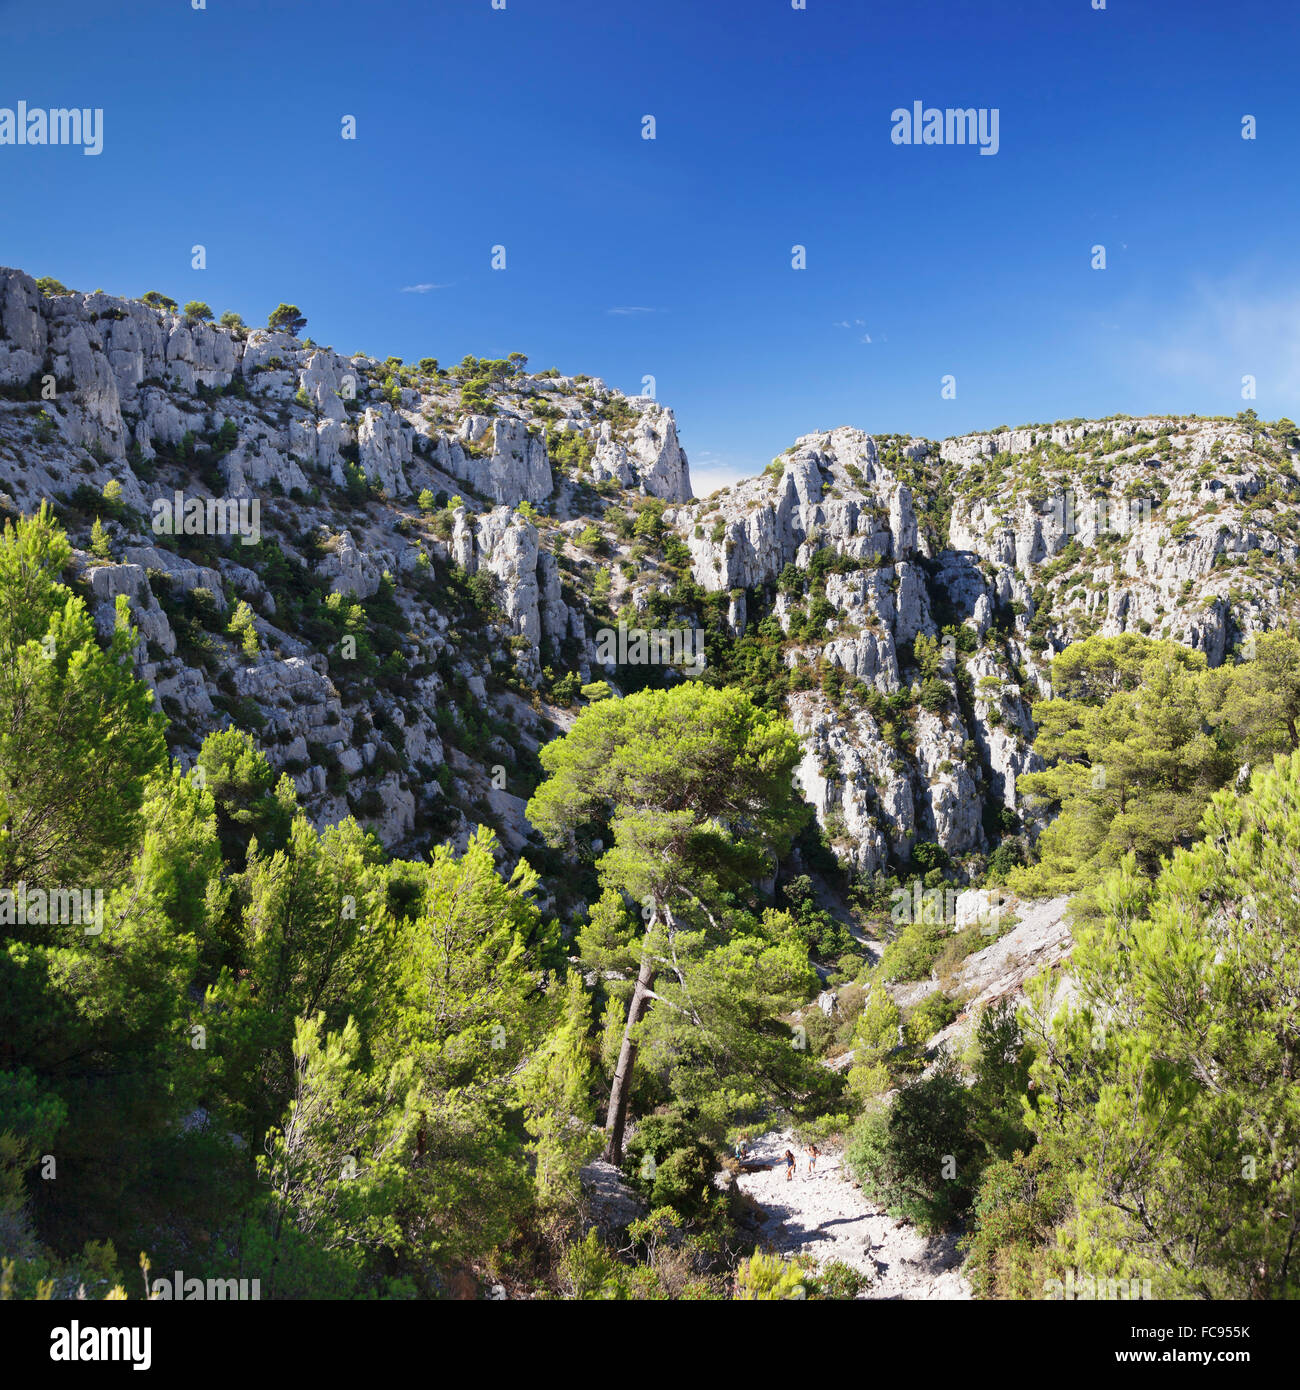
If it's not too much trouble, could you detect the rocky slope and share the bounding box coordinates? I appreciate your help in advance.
[3,264,1297,898]
[0,266,688,862]
[665,416,1300,877]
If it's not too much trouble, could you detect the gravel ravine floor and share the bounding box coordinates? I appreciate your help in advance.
[735,1131,970,1300]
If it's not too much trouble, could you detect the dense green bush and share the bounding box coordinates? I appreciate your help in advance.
[625,1114,717,1222]
[879,917,950,982]
[846,1061,982,1233]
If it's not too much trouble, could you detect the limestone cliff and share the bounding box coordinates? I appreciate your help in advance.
[3,264,1296,897]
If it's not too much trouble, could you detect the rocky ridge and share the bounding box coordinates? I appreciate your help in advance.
[3,264,1298,893]
[663,415,1300,877]
[0,266,688,855]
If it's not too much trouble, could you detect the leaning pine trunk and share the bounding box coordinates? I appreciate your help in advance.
[602,921,657,1165]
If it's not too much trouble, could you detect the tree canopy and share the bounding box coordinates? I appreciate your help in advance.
[267,303,307,336]
[1011,631,1300,897]
[528,684,827,1163]
[1021,750,1300,1298]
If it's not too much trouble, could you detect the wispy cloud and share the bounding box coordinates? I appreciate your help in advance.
[835,318,872,342]
[690,450,764,493]
[1123,276,1300,404]
[608,305,659,315]
[400,282,451,294]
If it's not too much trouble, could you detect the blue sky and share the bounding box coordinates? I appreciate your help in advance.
[2,0,1297,493]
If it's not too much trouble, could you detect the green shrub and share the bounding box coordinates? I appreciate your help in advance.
[846,1062,982,1233]
[807,1259,871,1300]
[919,676,950,713]
[625,1115,716,1222]
[733,1251,806,1300]
[906,989,960,1045]
[879,918,950,983]
[960,1145,1071,1299]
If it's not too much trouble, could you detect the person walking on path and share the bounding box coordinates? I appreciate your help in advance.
[783,1149,796,1182]
[806,1143,819,1179]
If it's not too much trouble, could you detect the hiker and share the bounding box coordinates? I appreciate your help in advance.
[783,1149,795,1182]
[807,1143,819,1177]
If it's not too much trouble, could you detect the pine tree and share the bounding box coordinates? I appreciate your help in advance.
[367,828,552,1270]
[1026,751,1300,1297]
[0,504,166,885]
[227,599,260,657]
[89,516,111,560]
[1214,630,1300,762]
[1012,634,1235,895]
[267,303,307,336]
[520,971,602,1207]
[527,683,812,1162]
[256,1013,417,1298]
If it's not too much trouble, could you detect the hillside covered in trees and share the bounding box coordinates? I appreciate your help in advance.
[1,269,1298,1301]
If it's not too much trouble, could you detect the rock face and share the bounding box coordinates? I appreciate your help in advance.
[675,428,920,595]
[0,267,689,514]
[0,266,693,857]
[924,895,1077,1058]
[5,262,1298,884]
[660,415,1300,876]
[941,416,1296,667]
[664,428,1032,875]
[590,399,691,502]
[579,1159,645,1235]
[453,415,552,505]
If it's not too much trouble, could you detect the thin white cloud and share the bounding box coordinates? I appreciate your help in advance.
[608,306,659,315]
[690,453,764,492]
[1127,276,1300,404]
[400,282,451,294]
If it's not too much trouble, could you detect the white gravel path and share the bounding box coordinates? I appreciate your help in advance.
[735,1131,971,1300]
